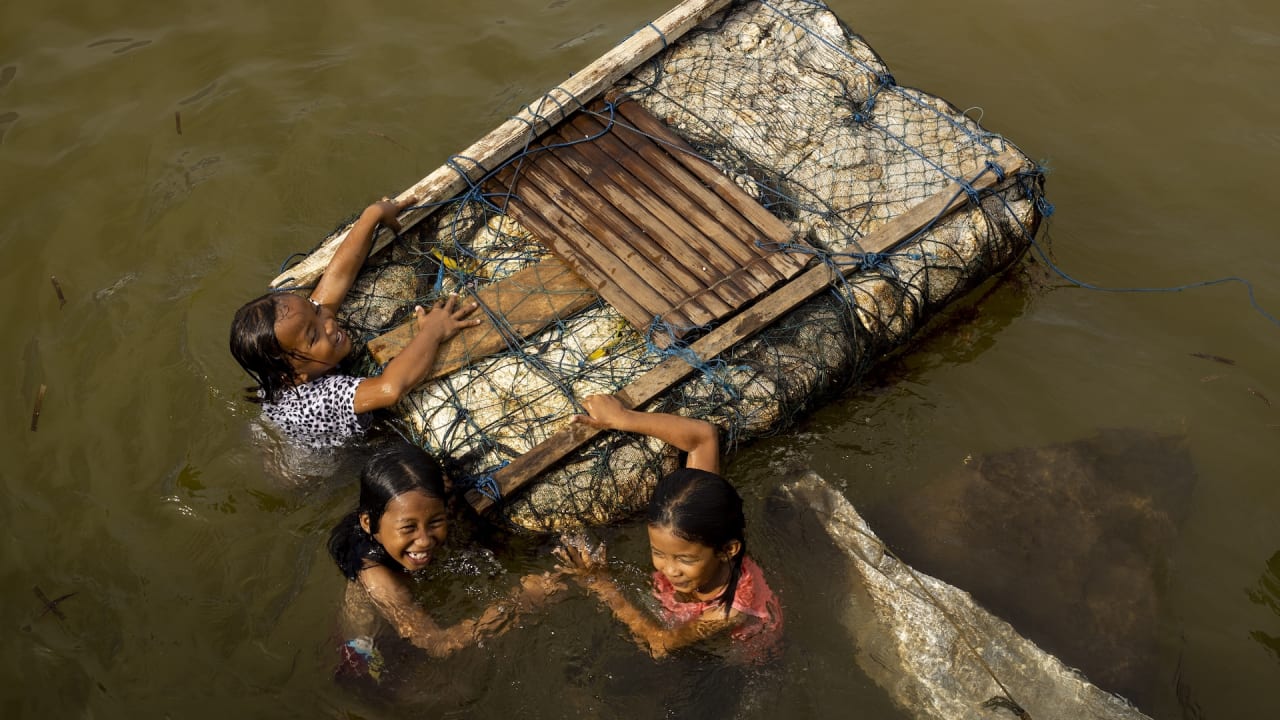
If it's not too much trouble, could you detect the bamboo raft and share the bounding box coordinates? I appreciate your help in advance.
[271,0,1046,531]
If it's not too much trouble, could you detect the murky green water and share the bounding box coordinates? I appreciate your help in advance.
[3,0,1278,717]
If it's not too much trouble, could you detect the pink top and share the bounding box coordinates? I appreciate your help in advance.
[652,555,783,662]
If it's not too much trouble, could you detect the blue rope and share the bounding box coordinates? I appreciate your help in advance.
[647,22,669,49]
[1028,233,1280,328]
[973,165,1280,330]
[469,464,506,504]
[644,317,742,401]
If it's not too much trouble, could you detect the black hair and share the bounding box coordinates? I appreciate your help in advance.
[229,292,300,404]
[646,467,747,617]
[327,443,449,580]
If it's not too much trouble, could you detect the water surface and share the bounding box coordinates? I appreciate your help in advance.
[3,0,1278,717]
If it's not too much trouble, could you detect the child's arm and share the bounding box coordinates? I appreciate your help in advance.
[310,197,409,310]
[555,535,739,658]
[358,565,563,659]
[352,294,482,414]
[572,394,719,474]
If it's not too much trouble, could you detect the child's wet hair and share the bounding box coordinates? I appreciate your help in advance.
[328,443,449,579]
[229,292,299,404]
[647,467,747,616]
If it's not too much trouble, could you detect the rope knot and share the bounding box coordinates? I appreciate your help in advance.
[469,460,510,503]
[856,252,900,279]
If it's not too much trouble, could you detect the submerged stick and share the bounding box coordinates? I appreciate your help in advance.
[50,276,65,309]
[30,383,46,431]
[174,110,182,135]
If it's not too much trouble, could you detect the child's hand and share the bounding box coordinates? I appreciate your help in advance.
[517,571,567,607]
[414,293,483,342]
[553,534,608,582]
[572,394,629,431]
[365,197,406,234]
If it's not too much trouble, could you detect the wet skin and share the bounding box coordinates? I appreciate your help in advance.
[362,490,449,572]
[646,524,737,601]
[272,293,353,383]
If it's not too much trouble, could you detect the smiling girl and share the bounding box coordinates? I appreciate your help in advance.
[230,197,481,447]
[556,395,782,663]
[328,443,562,682]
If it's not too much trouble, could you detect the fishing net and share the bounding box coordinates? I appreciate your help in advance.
[309,0,1047,532]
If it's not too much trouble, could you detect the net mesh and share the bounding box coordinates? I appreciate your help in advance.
[309,0,1047,531]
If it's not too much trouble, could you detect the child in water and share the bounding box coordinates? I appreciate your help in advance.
[556,395,782,663]
[229,197,481,447]
[328,442,563,682]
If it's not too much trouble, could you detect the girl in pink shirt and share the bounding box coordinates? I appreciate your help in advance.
[556,395,783,663]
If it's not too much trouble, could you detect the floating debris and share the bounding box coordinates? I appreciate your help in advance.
[1189,352,1235,366]
[49,275,66,309]
[174,110,182,135]
[366,130,406,150]
[30,383,45,431]
[1248,387,1272,408]
[32,585,75,621]
[93,272,136,301]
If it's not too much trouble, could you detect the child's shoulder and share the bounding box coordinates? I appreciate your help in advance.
[736,556,775,600]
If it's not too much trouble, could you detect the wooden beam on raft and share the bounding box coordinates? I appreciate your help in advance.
[466,148,1028,513]
[366,256,598,377]
[268,0,736,291]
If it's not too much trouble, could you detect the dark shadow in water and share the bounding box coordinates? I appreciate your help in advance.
[868,427,1195,712]
[1246,549,1280,664]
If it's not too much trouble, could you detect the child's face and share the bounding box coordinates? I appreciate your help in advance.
[364,490,449,572]
[647,524,735,600]
[272,293,353,382]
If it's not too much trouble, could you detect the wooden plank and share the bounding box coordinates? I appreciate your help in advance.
[493,164,692,330]
[537,136,743,316]
[498,158,702,325]
[366,256,598,375]
[611,97,802,261]
[557,116,767,302]
[601,109,806,286]
[522,142,710,301]
[516,146,726,324]
[566,113,774,296]
[270,0,736,290]
[577,108,789,284]
[466,148,1027,513]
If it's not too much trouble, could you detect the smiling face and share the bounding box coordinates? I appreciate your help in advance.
[272,293,352,383]
[647,523,739,600]
[362,490,449,572]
